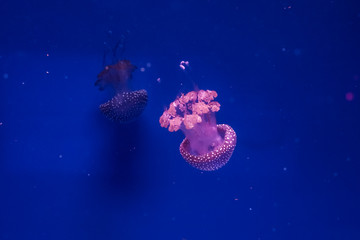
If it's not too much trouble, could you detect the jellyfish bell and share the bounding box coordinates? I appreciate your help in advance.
[96,60,148,123]
[180,124,237,171]
[99,89,148,122]
[159,89,237,171]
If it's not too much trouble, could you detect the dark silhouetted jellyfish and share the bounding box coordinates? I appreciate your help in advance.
[95,60,148,122]
[159,90,236,171]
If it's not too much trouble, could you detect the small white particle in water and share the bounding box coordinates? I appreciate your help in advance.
[283,167,287,171]
[156,77,161,83]
[0,122,3,126]
[140,67,145,72]
[87,173,91,177]
[21,82,25,85]
[46,71,49,74]
[59,154,63,159]
[249,207,253,211]
[3,73,8,79]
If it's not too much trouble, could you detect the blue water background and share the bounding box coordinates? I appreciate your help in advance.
[1,0,360,239]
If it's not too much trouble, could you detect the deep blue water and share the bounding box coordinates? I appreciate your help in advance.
[1,0,360,239]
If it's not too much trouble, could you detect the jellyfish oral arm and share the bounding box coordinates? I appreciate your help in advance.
[95,60,136,92]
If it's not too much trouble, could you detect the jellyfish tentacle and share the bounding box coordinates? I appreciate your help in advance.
[111,36,126,64]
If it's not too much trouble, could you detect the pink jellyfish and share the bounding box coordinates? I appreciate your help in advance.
[95,60,148,122]
[159,90,237,171]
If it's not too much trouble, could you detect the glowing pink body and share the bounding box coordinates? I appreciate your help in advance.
[160,90,237,171]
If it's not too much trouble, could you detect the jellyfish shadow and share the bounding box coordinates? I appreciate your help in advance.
[92,110,150,198]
